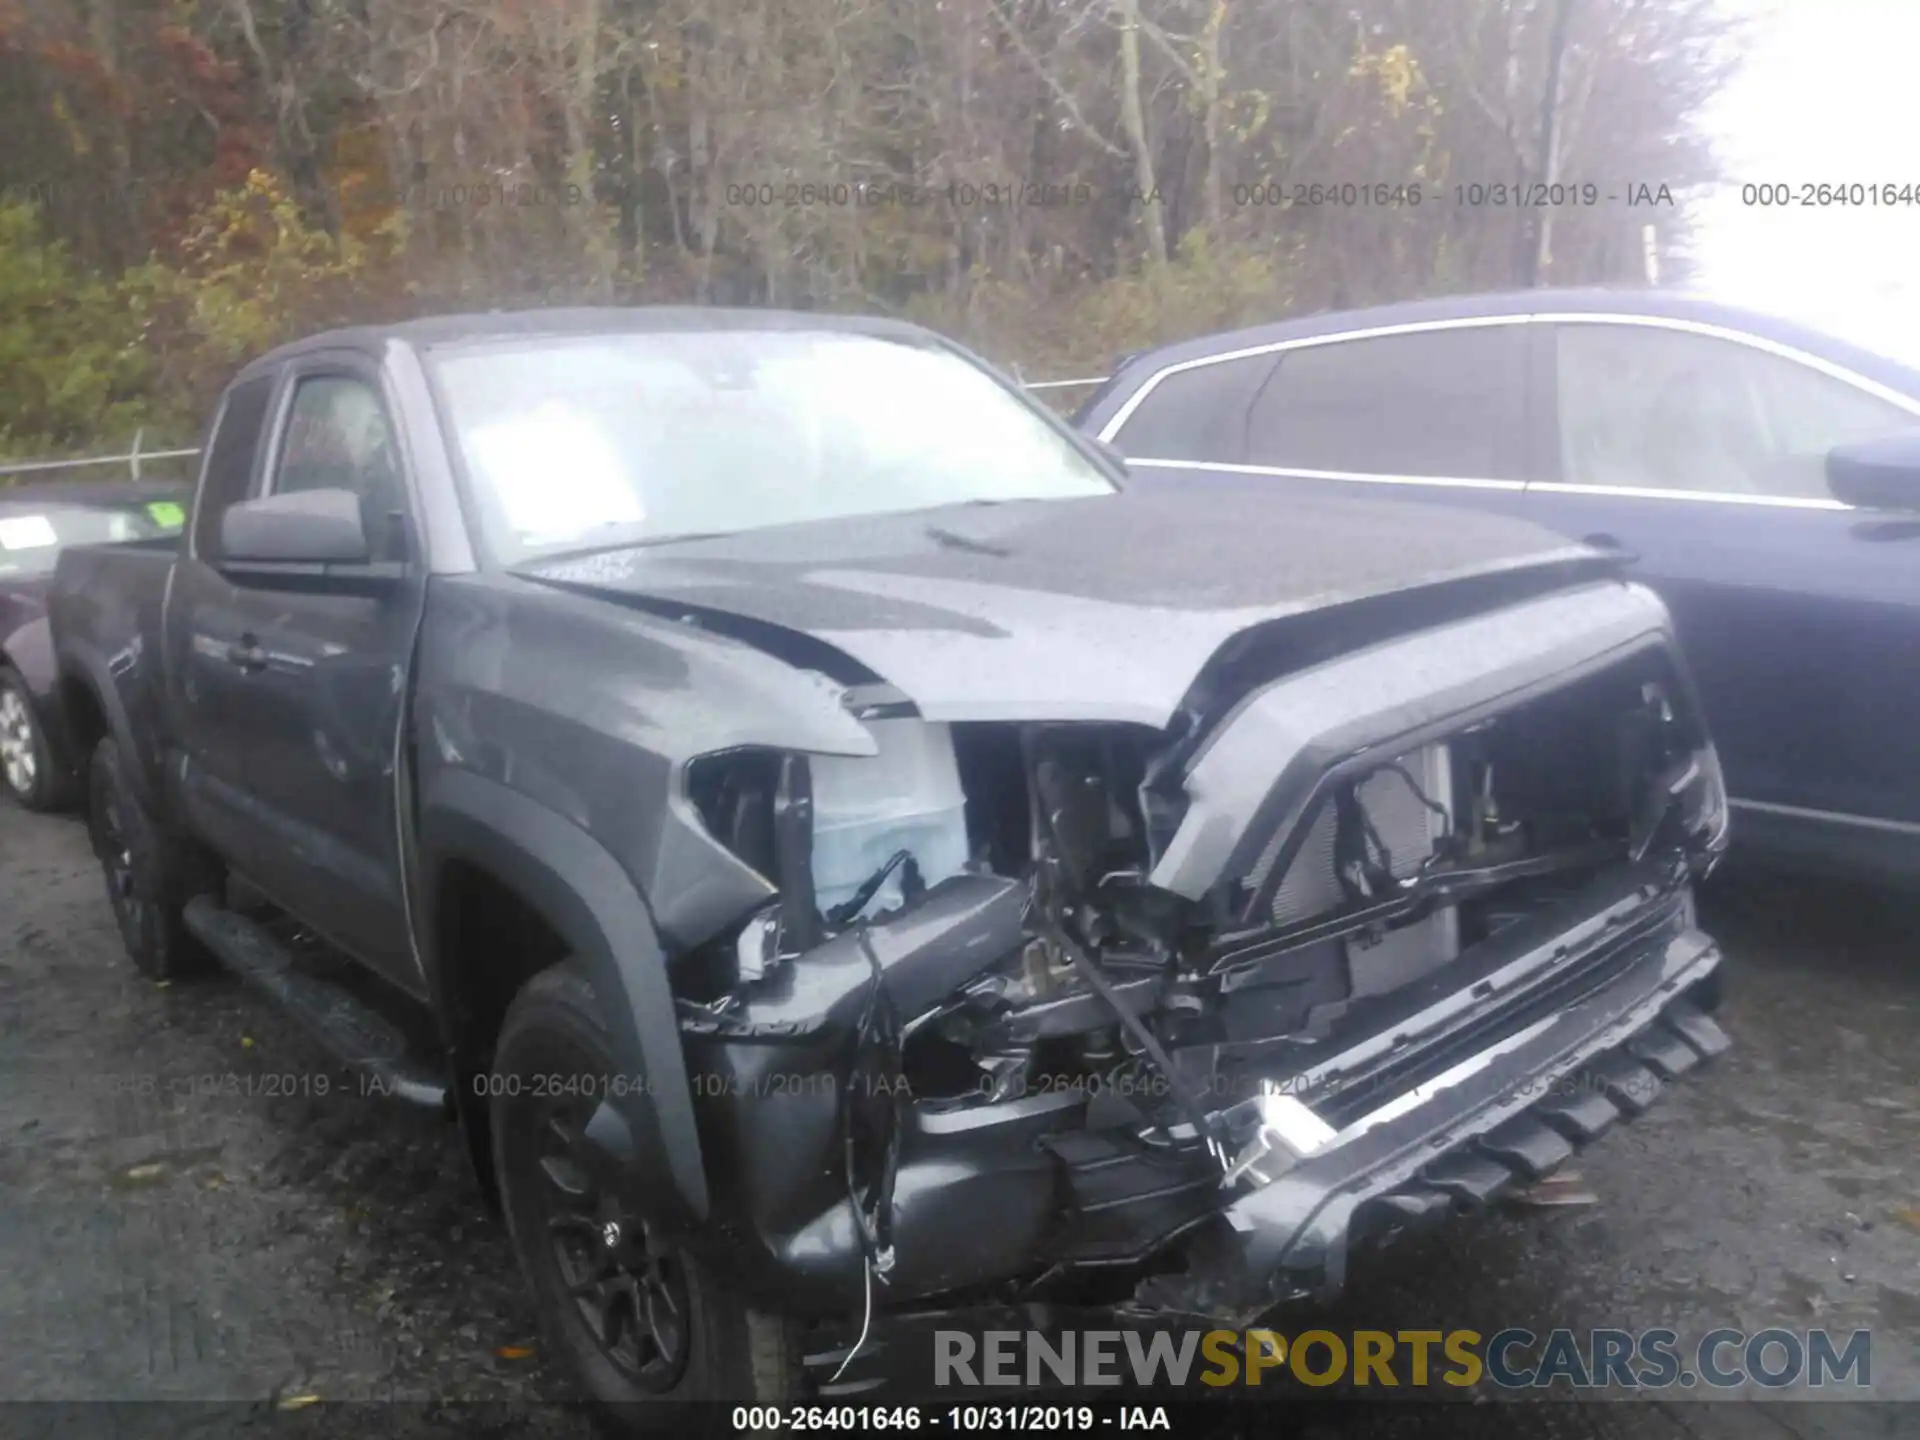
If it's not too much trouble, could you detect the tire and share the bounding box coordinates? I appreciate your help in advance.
[0,667,73,812]
[86,736,221,981]
[491,963,803,1432]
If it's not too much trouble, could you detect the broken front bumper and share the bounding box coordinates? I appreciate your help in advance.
[1137,870,1727,1323]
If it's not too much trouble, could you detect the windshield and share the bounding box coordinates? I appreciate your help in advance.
[0,499,183,578]
[429,330,1118,563]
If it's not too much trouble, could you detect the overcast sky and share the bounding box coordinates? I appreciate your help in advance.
[1685,0,1920,363]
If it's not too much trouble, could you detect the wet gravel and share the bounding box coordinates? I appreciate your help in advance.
[2,799,1917,1438]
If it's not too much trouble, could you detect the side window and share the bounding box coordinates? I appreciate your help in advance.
[271,374,409,561]
[1109,353,1278,463]
[1552,323,1917,501]
[1245,325,1526,480]
[1739,346,1920,499]
[191,374,275,559]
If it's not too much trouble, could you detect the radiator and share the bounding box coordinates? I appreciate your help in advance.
[1254,744,1459,999]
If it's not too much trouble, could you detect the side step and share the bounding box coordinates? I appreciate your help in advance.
[182,895,448,1110]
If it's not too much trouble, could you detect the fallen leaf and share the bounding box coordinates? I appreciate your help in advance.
[277,1393,321,1410]
[1506,1169,1598,1208]
[240,1037,255,1049]
[154,980,171,989]
[1894,1207,1920,1235]
[497,1345,535,1360]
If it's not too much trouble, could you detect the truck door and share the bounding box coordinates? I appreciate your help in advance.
[210,354,431,995]
[165,372,281,866]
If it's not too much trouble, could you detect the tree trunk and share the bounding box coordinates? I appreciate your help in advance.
[1200,0,1227,233]
[1115,0,1168,265]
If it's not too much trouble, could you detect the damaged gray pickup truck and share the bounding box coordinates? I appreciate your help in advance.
[50,309,1731,1422]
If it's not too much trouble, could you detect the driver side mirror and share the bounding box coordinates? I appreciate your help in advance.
[219,488,402,593]
[1827,432,1920,512]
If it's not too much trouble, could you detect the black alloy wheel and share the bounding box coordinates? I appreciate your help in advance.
[491,964,803,1429]
[530,1096,693,1391]
[85,735,217,980]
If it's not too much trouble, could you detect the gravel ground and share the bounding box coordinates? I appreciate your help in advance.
[2,799,1917,1439]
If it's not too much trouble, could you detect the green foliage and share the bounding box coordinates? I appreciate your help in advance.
[0,202,162,460]
[170,171,366,365]
[0,0,1740,450]
[0,171,405,463]
[127,170,399,423]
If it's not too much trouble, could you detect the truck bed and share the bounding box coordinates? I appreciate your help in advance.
[49,539,180,785]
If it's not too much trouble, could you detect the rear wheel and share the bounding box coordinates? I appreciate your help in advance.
[0,668,71,812]
[491,964,803,1432]
[87,736,219,980]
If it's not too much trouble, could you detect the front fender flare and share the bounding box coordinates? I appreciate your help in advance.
[418,768,709,1224]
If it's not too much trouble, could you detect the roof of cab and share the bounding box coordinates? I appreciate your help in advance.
[235,305,937,380]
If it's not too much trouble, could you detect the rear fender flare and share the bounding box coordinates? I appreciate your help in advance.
[417,768,709,1225]
[54,643,157,811]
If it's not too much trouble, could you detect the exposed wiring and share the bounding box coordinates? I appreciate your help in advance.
[1335,760,1457,901]
[1378,760,1453,825]
[1333,784,1395,899]
[831,926,900,1386]
[824,849,918,928]
[1040,917,1227,1168]
[827,1252,875,1387]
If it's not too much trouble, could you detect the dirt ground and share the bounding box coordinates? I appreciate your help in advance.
[3,798,1917,1438]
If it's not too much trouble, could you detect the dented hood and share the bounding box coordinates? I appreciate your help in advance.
[520,489,1597,730]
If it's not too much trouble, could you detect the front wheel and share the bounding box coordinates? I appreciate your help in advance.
[491,964,803,1432]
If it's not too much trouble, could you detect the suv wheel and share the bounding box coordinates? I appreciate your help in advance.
[87,736,219,980]
[492,964,803,1431]
[0,668,71,812]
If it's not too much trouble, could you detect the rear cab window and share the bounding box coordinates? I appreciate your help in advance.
[192,372,278,561]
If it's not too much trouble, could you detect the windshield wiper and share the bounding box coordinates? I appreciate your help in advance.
[620,529,732,549]
[523,525,736,568]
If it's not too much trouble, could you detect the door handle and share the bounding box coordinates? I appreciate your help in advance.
[226,636,269,673]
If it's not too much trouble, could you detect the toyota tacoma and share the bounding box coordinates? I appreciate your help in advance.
[49,309,1732,1424]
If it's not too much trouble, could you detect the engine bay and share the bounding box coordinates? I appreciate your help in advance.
[670,585,1730,1324]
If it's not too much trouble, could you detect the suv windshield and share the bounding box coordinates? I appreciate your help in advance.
[0,498,183,577]
[429,329,1117,563]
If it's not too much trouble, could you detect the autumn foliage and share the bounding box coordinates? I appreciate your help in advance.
[0,0,1742,460]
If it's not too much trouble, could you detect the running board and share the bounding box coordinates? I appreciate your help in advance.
[181,895,448,1110]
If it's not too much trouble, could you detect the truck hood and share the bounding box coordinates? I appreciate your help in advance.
[519,489,1598,729]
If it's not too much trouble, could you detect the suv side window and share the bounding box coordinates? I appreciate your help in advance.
[1738,342,1920,498]
[1552,323,1920,501]
[1109,353,1278,463]
[271,374,409,561]
[191,374,276,559]
[1245,325,1527,480]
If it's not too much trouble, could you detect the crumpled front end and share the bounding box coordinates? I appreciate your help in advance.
[665,578,1731,1324]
